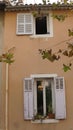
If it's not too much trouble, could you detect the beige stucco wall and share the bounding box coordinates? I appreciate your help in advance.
[0,11,4,130]
[3,10,73,130]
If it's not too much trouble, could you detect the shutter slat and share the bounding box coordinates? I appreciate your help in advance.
[25,14,32,23]
[17,25,24,33]
[54,77,66,119]
[23,78,34,120]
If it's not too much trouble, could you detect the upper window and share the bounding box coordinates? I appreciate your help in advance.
[16,13,53,37]
[35,16,48,35]
[23,74,66,122]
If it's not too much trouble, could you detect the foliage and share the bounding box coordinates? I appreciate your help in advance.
[0,52,14,64]
[63,64,71,72]
[32,11,38,17]
[39,43,73,72]
[68,29,73,36]
[42,0,49,4]
[52,14,67,21]
[34,114,45,120]
[39,49,60,62]
[38,0,73,72]
[48,103,53,113]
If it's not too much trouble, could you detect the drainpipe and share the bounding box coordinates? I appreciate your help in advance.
[5,46,15,130]
[5,63,9,130]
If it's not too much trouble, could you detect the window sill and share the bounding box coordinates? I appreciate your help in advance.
[30,34,53,38]
[31,119,59,124]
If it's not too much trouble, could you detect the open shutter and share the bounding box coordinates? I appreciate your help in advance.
[23,78,34,120]
[16,13,33,35]
[54,77,66,119]
[24,14,33,34]
[17,14,25,34]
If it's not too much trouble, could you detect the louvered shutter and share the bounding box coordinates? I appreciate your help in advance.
[17,14,33,35]
[54,77,66,119]
[23,78,34,120]
[17,14,24,34]
[24,14,33,34]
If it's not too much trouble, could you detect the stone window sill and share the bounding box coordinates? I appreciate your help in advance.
[30,34,53,38]
[31,119,59,124]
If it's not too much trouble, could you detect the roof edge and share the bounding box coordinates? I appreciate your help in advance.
[5,3,73,12]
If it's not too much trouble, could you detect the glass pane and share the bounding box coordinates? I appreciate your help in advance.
[37,81,43,115]
[36,16,47,34]
[46,81,52,115]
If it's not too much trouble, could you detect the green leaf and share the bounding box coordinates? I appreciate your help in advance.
[64,0,68,4]
[52,14,67,21]
[63,64,71,72]
[68,29,73,36]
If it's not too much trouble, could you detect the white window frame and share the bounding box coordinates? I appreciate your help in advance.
[31,12,53,38]
[31,74,57,117]
[23,74,66,123]
[33,78,55,116]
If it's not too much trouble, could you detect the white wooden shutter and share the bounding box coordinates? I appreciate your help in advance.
[17,14,25,34]
[17,13,33,35]
[54,77,66,119]
[24,14,33,34]
[23,78,34,120]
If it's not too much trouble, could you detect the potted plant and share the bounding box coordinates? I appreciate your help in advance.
[48,104,55,119]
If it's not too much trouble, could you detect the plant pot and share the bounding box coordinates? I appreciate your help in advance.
[48,113,55,119]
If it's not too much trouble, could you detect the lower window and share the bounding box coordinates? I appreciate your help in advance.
[23,74,66,121]
[34,79,55,119]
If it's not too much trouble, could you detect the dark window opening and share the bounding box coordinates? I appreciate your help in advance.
[37,81,43,115]
[36,16,47,35]
[46,82,52,115]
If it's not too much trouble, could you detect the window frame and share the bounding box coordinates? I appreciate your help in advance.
[31,74,57,117]
[32,12,53,38]
[34,16,48,35]
[33,78,55,116]
[23,74,66,123]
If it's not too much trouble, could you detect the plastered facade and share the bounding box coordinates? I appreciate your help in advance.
[2,9,73,130]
